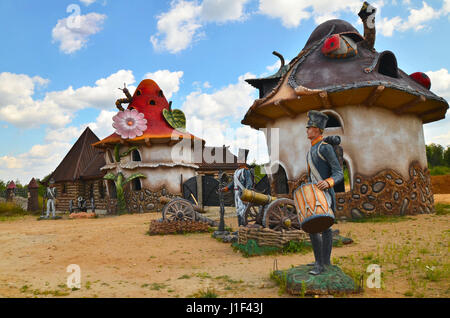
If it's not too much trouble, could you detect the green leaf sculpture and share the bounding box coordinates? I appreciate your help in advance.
[163,108,186,132]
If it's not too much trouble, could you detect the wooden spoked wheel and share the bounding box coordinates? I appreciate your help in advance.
[243,203,264,226]
[262,198,300,231]
[162,198,196,222]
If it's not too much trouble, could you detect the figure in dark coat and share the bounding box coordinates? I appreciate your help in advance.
[305,110,344,275]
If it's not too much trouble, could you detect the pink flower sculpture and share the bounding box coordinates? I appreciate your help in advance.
[112,109,148,139]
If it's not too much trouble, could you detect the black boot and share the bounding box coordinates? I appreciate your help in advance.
[322,228,333,269]
[308,233,324,275]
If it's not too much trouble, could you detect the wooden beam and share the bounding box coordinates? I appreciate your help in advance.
[365,85,385,106]
[318,91,332,109]
[144,138,151,147]
[395,95,426,114]
[252,112,274,124]
[418,107,444,117]
[274,100,296,118]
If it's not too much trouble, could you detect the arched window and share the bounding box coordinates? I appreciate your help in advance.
[109,181,117,199]
[325,113,342,128]
[132,149,142,162]
[273,164,289,194]
[132,178,142,191]
[377,51,398,78]
[107,149,114,163]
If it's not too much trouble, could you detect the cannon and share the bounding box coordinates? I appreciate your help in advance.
[159,196,218,226]
[240,189,301,231]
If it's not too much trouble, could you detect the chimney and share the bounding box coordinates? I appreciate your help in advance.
[358,1,377,50]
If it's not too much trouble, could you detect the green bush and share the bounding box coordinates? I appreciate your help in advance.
[429,166,450,176]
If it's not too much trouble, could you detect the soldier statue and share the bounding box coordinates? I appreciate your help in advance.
[221,162,254,228]
[45,178,57,219]
[305,110,344,275]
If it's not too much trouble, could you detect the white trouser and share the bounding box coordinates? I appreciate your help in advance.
[234,189,248,217]
[46,199,56,217]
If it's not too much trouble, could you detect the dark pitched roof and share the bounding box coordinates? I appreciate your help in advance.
[28,178,39,189]
[50,127,106,182]
[80,151,106,180]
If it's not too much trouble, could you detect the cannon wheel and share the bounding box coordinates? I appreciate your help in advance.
[243,203,264,226]
[162,198,196,222]
[262,198,300,231]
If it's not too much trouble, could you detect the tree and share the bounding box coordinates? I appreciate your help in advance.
[104,144,146,214]
[426,143,444,167]
[444,146,450,167]
[104,172,145,214]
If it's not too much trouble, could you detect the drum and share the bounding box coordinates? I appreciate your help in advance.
[293,182,335,234]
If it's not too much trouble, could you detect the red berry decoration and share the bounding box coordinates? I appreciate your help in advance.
[409,72,431,90]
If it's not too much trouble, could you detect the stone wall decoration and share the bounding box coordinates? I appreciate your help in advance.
[334,161,434,219]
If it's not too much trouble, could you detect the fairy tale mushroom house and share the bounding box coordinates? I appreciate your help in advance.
[242,3,448,219]
[93,79,203,213]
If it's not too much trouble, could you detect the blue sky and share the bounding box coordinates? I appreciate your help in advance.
[0,0,449,184]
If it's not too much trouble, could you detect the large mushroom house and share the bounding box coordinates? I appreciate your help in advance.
[242,2,448,219]
[93,79,203,214]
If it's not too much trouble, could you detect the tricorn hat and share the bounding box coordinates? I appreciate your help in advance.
[306,110,329,130]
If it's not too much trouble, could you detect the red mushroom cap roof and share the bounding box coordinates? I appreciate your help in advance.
[7,181,16,189]
[93,79,202,147]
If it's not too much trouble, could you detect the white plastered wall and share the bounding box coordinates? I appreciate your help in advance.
[265,105,427,186]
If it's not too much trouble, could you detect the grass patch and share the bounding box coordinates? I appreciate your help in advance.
[214,275,242,284]
[270,270,288,296]
[195,272,211,279]
[429,165,450,176]
[348,214,413,223]
[189,288,219,298]
[0,201,29,217]
[435,203,450,215]
[177,274,191,279]
[149,283,167,291]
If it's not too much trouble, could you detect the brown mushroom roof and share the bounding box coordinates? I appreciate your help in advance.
[242,19,448,129]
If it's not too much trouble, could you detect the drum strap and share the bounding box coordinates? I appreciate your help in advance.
[308,149,333,211]
[307,150,323,183]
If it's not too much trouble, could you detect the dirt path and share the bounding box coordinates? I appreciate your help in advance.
[0,202,448,298]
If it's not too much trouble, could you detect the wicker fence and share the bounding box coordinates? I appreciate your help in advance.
[238,227,309,249]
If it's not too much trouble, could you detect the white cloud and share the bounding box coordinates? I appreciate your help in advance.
[398,1,441,31]
[0,70,135,129]
[150,1,203,54]
[182,72,268,163]
[182,72,257,121]
[143,70,184,99]
[258,0,361,28]
[84,109,116,139]
[378,15,403,36]
[151,0,250,53]
[378,1,446,37]
[80,0,97,5]
[52,12,106,54]
[426,68,450,100]
[0,141,72,184]
[200,0,249,22]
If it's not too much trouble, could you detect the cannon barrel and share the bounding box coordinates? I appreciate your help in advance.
[240,189,276,205]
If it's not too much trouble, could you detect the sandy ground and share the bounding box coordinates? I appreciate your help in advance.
[0,198,448,298]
